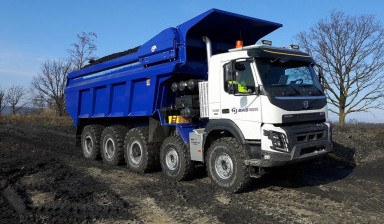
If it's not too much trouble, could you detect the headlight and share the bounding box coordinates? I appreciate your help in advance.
[265,131,289,152]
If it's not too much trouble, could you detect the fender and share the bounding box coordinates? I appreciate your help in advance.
[204,119,246,146]
[204,119,262,160]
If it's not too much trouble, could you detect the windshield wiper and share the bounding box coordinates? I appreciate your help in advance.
[271,83,288,87]
[289,84,302,96]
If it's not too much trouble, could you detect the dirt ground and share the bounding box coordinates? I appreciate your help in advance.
[0,120,383,223]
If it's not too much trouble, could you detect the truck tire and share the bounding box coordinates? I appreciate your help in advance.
[124,127,158,173]
[207,137,251,193]
[160,136,194,181]
[100,125,127,166]
[81,125,103,160]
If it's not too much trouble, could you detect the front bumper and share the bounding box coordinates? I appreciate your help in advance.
[245,139,332,167]
[245,122,333,167]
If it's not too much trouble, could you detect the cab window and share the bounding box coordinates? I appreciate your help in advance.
[223,61,255,93]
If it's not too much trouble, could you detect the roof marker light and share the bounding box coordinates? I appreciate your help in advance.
[236,40,243,48]
[261,40,272,46]
[289,44,299,50]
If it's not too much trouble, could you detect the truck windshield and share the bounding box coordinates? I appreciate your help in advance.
[255,58,323,96]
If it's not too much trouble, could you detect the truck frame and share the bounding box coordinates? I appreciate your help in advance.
[65,9,332,192]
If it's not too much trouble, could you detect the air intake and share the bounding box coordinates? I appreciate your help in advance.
[198,82,209,118]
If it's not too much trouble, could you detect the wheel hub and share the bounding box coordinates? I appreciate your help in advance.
[214,152,234,179]
[105,137,115,159]
[129,141,143,165]
[221,161,228,170]
[165,148,179,171]
[84,135,93,154]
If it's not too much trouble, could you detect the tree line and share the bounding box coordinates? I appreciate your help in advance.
[0,85,26,115]
[0,32,97,116]
[1,11,383,126]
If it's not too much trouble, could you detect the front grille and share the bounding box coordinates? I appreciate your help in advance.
[296,131,325,142]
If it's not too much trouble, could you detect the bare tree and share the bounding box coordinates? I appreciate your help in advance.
[0,87,7,115]
[6,85,26,115]
[296,11,384,126]
[67,32,97,70]
[29,91,47,114]
[32,59,73,116]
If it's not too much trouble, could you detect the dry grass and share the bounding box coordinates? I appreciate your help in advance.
[331,120,384,129]
[0,115,73,126]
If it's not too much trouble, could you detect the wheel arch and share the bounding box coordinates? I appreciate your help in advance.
[203,119,246,159]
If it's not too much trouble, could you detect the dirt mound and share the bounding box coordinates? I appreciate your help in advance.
[331,125,384,168]
[83,46,140,68]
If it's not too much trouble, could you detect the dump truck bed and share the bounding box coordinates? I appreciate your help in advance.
[65,8,282,125]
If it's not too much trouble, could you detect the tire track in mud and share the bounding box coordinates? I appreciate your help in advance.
[66,161,224,223]
[78,162,283,224]
[328,174,384,215]
[0,125,139,223]
[75,165,180,224]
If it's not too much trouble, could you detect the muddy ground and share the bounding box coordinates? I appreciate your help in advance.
[0,120,383,223]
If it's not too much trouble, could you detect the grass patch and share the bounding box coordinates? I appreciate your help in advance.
[0,115,73,126]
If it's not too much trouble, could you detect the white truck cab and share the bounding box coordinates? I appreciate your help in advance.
[196,40,332,192]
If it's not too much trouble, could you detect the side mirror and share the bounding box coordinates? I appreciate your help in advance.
[313,64,325,90]
[255,86,261,95]
[227,83,239,94]
[234,62,246,71]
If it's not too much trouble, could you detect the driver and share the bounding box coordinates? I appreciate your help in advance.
[229,72,250,93]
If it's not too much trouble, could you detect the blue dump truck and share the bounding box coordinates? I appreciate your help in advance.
[65,9,332,192]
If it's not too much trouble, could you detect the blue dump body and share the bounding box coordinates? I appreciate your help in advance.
[65,8,282,129]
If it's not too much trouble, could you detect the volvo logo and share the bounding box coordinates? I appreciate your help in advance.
[303,100,309,109]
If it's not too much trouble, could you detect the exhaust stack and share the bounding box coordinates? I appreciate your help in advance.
[202,36,212,65]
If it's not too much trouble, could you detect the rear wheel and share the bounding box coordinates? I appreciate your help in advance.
[101,126,127,166]
[207,137,251,193]
[81,125,103,160]
[124,127,158,173]
[160,136,194,181]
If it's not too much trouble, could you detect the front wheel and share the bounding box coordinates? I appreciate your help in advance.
[207,137,251,193]
[160,136,194,181]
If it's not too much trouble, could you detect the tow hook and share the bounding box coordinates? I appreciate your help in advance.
[249,166,266,178]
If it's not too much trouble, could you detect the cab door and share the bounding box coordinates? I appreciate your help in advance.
[220,59,262,140]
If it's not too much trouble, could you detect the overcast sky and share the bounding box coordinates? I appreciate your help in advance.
[1,0,383,122]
